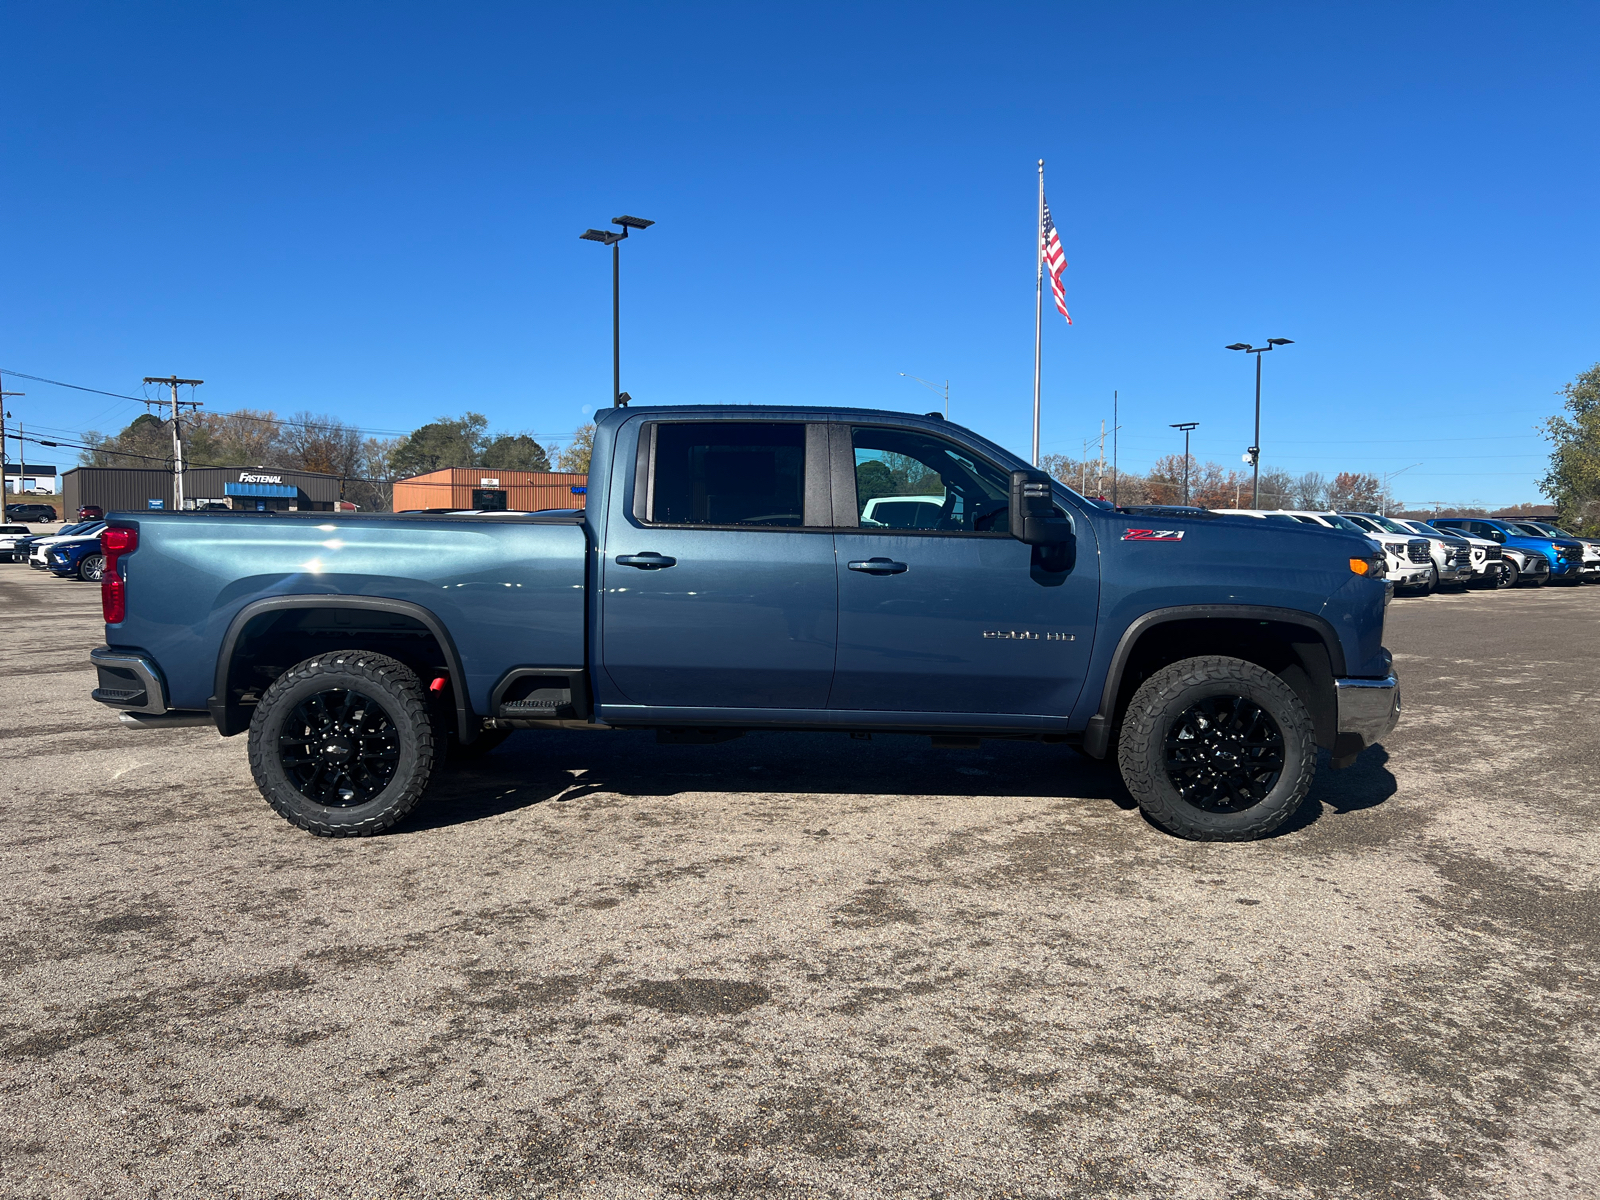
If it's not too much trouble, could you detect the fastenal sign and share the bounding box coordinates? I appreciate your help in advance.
[238,472,284,485]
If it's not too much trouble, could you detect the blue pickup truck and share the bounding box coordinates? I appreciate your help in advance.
[88,406,1400,842]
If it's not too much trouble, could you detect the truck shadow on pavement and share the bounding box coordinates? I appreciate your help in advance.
[404,729,1399,840]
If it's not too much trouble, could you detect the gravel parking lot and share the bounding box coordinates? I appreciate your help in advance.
[2,567,1597,1199]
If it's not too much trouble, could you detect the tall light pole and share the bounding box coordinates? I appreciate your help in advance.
[1170,422,1199,506]
[1225,339,1293,507]
[580,215,654,408]
[899,373,948,419]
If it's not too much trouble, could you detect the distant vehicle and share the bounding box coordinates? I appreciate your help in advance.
[47,535,106,582]
[1501,520,1599,582]
[1343,513,1472,592]
[1389,519,1484,589]
[1210,508,1304,524]
[29,521,106,570]
[860,493,947,529]
[195,502,231,512]
[1430,518,1581,585]
[0,524,32,562]
[77,505,105,521]
[4,502,58,523]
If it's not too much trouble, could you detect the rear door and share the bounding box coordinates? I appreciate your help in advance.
[826,422,1098,721]
[599,419,837,711]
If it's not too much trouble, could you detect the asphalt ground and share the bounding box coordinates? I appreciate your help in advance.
[2,565,1597,1200]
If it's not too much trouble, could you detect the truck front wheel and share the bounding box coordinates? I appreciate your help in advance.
[247,651,436,836]
[1116,655,1317,842]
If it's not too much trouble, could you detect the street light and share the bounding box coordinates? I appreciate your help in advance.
[898,373,948,419]
[1170,422,1199,506]
[580,214,655,407]
[1225,338,1294,507]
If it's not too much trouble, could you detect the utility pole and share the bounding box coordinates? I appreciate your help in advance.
[0,376,22,503]
[143,376,204,511]
[1096,419,1106,497]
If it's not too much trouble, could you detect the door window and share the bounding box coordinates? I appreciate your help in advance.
[851,426,1011,534]
[648,422,805,527]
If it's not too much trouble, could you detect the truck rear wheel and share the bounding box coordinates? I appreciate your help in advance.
[247,651,436,837]
[1116,655,1317,842]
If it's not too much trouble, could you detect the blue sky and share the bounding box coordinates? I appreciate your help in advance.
[3,1,1596,507]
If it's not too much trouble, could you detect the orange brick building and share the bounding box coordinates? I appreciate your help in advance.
[391,467,588,513]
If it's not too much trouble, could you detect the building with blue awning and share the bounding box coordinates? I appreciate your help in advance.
[64,465,344,514]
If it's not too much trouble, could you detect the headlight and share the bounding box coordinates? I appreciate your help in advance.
[1350,553,1387,579]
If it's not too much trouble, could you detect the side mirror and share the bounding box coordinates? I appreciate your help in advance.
[1010,469,1072,545]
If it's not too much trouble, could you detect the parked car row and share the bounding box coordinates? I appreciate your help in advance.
[1215,509,1598,593]
[1,519,109,579]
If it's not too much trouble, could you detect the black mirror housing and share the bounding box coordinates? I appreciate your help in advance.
[1010,469,1072,546]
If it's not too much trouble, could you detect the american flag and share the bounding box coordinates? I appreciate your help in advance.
[1041,198,1071,325]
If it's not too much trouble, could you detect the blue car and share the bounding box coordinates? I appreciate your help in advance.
[46,532,107,581]
[1430,518,1585,586]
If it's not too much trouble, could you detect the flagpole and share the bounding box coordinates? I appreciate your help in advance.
[1033,159,1044,467]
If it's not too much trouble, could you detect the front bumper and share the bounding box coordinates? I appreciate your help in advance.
[1332,673,1401,766]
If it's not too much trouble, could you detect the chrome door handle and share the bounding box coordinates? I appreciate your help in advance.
[847,557,907,575]
[615,552,677,570]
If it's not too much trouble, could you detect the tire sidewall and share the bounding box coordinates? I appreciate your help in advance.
[1119,657,1316,841]
[248,654,433,835]
[79,553,103,582]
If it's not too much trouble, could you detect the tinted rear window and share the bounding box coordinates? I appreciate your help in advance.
[650,422,805,527]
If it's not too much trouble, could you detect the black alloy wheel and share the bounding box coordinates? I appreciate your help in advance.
[1117,655,1317,841]
[1499,559,1520,588]
[247,650,435,836]
[277,689,401,805]
[1163,695,1286,814]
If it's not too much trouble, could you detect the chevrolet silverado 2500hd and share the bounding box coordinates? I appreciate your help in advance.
[88,406,1399,842]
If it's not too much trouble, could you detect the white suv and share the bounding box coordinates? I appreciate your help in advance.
[1390,518,1497,588]
[1346,513,1472,591]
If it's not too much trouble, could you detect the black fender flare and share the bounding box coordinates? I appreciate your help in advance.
[1081,604,1346,758]
[208,595,475,741]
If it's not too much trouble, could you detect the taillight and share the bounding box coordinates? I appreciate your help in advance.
[102,526,137,623]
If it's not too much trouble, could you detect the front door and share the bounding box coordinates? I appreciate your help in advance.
[828,423,1098,720]
[600,419,837,711]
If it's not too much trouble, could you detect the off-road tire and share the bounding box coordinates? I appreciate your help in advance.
[248,651,435,837]
[78,552,104,582]
[1117,655,1317,842]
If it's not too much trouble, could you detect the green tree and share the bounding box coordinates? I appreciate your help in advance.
[481,433,551,472]
[552,423,595,474]
[81,413,173,467]
[389,413,490,476]
[1540,363,1600,534]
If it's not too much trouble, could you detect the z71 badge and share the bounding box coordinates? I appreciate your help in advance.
[1122,528,1185,541]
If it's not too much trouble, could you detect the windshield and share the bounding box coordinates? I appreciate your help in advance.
[1319,514,1370,534]
[1370,515,1413,534]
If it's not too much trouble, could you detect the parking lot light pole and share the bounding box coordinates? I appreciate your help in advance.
[1170,422,1199,506]
[1226,339,1293,507]
[580,215,654,408]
